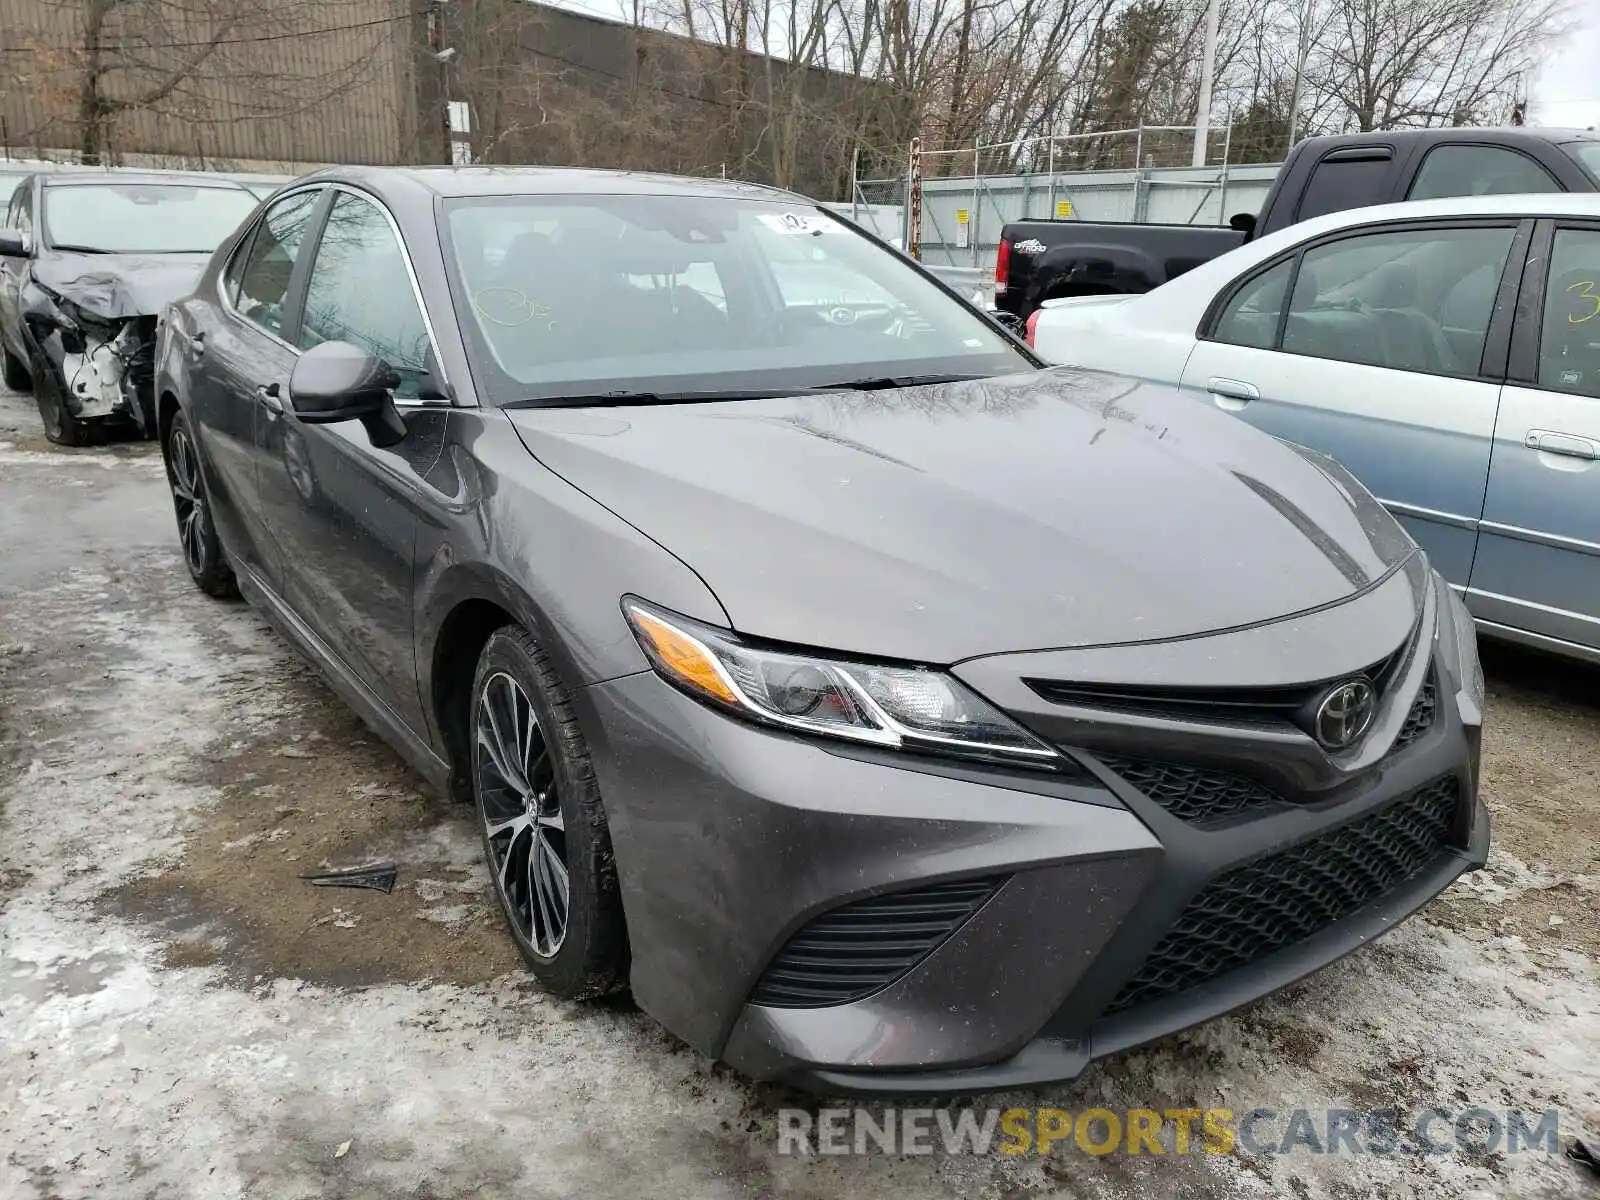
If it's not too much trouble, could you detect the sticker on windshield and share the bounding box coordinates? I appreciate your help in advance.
[758,212,828,236]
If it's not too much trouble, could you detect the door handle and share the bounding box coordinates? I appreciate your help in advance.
[1523,429,1596,461]
[256,382,284,415]
[1207,377,1260,402]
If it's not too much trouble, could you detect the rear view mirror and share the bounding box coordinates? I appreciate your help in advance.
[1228,212,1258,236]
[289,340,406,446]
[0,228,30,257]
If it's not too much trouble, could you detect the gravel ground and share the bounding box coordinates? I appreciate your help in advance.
[1,386,1596,1199]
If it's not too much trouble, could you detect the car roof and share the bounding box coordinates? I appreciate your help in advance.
[293,163,801,203]
[1242,191,1600,257]
[38,171,254,191]
[1296,126,1600,151]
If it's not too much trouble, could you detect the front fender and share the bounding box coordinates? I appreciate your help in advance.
[412,412,731,758]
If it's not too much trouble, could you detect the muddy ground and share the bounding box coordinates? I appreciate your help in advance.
[1,386,1596,1199]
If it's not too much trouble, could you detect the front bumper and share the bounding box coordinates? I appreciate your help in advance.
[575,562,1486,1095]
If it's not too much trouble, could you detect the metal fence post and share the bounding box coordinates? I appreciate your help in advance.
[1046,137,1056,219]
[906,137,922,260]
[850,147,860,224]
[970,141,981,267]
[1219,123,1232,221]
[1134,122,1144,170]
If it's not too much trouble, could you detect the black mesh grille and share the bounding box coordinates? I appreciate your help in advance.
[1099,755,1287,826]
[1393,675,1437,751]
[750,877,1004,1009]
[1105,775,1460,1015]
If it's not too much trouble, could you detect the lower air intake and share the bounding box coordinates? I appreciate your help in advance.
[1106,774,1460,1015]
[750,876,1005,1009]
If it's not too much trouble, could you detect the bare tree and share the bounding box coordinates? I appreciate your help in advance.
[1310,0,1568,131]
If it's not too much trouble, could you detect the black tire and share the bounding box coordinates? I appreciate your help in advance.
[471,624,629,999]
[32,352,87,447]
[163,410,238,598]
[3,345,31,392]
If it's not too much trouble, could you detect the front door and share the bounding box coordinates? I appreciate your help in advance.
[256,188,445,733]
[1179,222,1522,586]
[1471,221,1600,654]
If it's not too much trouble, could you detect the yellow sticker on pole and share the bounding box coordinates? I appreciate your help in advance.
[955,208,969,224]
[1056,200,1073,218]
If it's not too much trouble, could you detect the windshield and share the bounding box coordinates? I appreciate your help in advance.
[43,184,259,254]
[441,194,1030,404]
[1564,141,1600,184]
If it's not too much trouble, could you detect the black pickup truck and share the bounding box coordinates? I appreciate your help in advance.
[994,126,1600,322]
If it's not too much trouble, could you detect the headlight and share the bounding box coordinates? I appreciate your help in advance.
[622,597,1063,769]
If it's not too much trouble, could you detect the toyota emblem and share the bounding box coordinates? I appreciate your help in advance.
[1313,679,1376,750]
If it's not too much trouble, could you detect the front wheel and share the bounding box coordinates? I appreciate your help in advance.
[471,625,629,999]
[163,411,238,598]
[32,352,87,446]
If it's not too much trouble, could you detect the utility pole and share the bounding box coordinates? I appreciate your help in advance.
[1191,0,1221,166]
[1286,0,1314,152]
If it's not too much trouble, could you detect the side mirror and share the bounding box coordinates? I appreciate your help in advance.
[288,340,406,446]
[1228,212,1258,236]
[0,228,30,257]
[988,309,1026,336]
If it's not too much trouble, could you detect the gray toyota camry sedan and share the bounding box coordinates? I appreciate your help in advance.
[153,166,1488,1093]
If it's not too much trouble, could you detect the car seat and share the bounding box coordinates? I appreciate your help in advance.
[1366,262,1456,373]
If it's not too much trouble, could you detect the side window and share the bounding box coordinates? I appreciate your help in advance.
[1281,226,1516,377]
[233,189,320,338]
[1297,154,1392,221]
[296,192,431,398]
[1538,229,1600,398]
[222,226,257,307]
[1211,259,1293,348]
[13,183,33,235]
[1408,146,1560,201]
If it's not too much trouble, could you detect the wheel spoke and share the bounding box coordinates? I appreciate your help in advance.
[528,833,559,951]
[477,712,528,797]
[485,811,531,841]
[497,821,531,908]
[481,682,531,796]
[534,808,563,833]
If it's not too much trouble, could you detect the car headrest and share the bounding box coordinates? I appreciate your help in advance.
[1369,262,1418,308]
[500,230,557,279]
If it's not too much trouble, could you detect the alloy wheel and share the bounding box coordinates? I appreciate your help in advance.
[475,670,569,958]
[167,425,208,577]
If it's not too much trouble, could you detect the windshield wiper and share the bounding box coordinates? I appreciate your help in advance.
[805,372,990,392]
[49,243,112,254]
[505,388,789,409]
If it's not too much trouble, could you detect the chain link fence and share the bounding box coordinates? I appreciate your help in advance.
[841,126,1282,279]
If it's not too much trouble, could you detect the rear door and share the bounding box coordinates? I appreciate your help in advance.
[1178,220,1525,585]
[185,185,325,585]
[1470,220,1600,654]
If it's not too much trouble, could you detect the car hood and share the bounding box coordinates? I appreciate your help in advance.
[32,251,212,320]
[508,368,1417,664]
